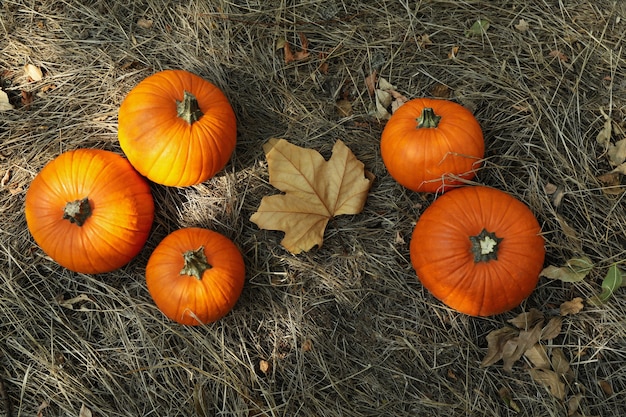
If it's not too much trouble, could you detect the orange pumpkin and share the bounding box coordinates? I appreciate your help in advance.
[25,149,154,274]
[410,186,545,316]
[380,98,484,192]
[118,69,237,187]
[145,227,245,325]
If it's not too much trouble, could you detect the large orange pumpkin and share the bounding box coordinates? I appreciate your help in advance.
[145,227,245,325]
[25,149,154,274]
[117,69,237,187]
[380,98,484,193]
[410,186,545,316]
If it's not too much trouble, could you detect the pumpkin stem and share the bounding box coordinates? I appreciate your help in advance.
[176,90,204,124]
[469,228,503,263]
[63,197,92,227]
[416,107,442,128]
[180,246,212,280]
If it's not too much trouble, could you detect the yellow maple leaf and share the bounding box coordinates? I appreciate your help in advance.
[250,138,373,254]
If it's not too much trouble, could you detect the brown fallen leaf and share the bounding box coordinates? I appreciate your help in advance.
[259,359,271,374]
[448,46,460,59]
[418,33,433,49]
[607,139,626,166]
[514,19,530,32]
[0,90,14,111]
[560,297,584,316]
[551,348,573,381]
[541,317,563,340]
[137,18,153,29]
[79,404,93,417]
[498,386,521,412]
[1,169,11,187]
[430,83,451,99]
[524,343,551,369]
[250,139,373,254]
[598,379,613,396]
[549,50,569,63]
[24,63,43,81]
[481,327,519,367]
[508,308,544,330]
[529,368,566,400]
[283,33,310,64]
[567,393,583,416]
[503,322,544,372]
[365,70,377,96]
[596,108,612,148]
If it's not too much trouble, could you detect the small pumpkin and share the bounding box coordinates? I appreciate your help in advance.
[410,186,545,316]
[145,227,245,325]
[25,149,154,274]
[118,69,237,187]
[380,98,484,192]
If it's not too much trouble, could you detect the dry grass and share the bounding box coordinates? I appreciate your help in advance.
[2,0,626,416]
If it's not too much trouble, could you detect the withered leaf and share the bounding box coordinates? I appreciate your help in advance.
[137,18,153,29]
[498,387,521,412]
[283,33,310,64]
[508,308,544,330]
[598,379,613,396]
[607,139,626,166]
[0,90,14,111]
[596,108,612,147]
[560,297,584,316]
[540,257,593,283]
[524,343,551,369]
[611,162,626,176]
[250,139,372,254]
[418,33,433,48]
[567,393,583,416]
[549,50,569,63]
[481,326,519,367]
[551,348,572,379]
[541,317,563,340]
[529,368,566,400]
[79,404,93,417]
[24,63,43,81]
[503,322,544,372]
[365,70,377,96]
[514,19,530,32]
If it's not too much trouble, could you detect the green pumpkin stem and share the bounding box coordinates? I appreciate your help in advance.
[176,91,204,124]
[469,229,503,263]
[180,246,212,280]
[416,107,442,128]
[63,197,92,227]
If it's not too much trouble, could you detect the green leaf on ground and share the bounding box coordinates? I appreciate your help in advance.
[466,19,490,36]
[589,264,624,304]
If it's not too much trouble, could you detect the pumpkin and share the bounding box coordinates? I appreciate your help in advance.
[25,149,154,274]
[117,69,237,187]
[409,186,545,316]
[145,227,245,325]
[380,98,484,193]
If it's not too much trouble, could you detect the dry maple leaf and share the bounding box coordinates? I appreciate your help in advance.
[283,33,310,64]
[560,297,584,316]
[250,138,372,254]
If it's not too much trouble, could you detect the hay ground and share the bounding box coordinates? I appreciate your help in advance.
[1,0,626,416]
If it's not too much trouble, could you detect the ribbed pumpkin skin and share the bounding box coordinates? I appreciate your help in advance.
[410,186,545,316]
[117,69,237,187]
[25,149,154,274]
[380,98,484,193]
[145,228,245,326]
